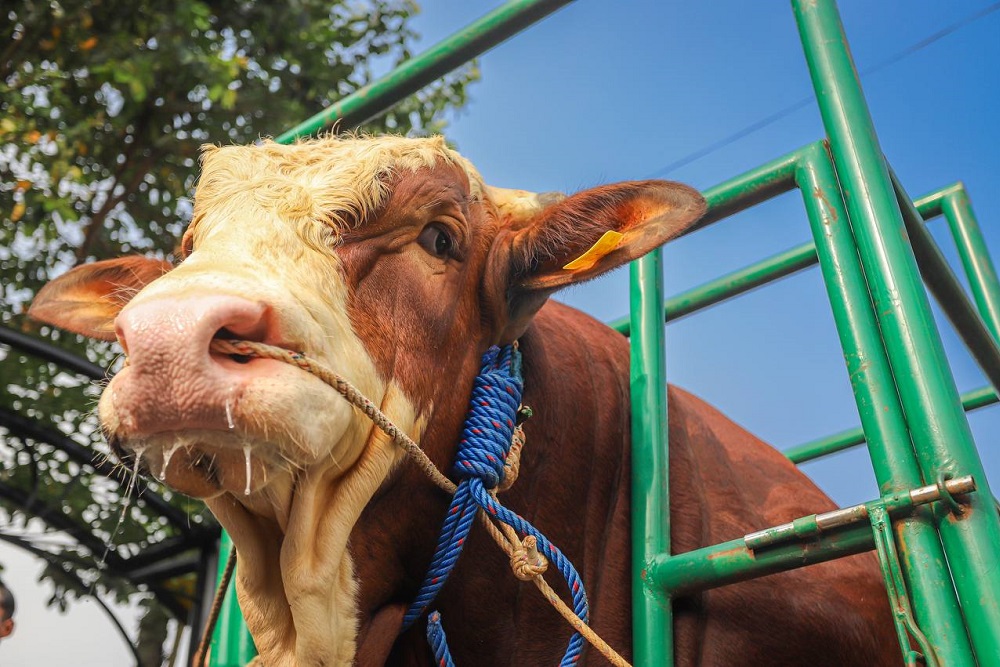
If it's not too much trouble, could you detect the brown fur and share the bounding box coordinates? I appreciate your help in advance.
[346,298,899,665]
[334,163,898,665]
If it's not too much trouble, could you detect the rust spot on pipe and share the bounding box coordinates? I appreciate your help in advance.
[707,546,748,561]
[813,186,839,223]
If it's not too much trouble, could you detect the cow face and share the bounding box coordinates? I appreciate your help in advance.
[30,135,704,505]
[30,136,704,663]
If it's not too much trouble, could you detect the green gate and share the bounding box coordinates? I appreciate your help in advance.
[208,1,1000,664]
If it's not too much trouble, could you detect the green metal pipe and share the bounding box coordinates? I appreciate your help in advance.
[913,182,964,220]
[652,475,977,602]
[629,250,673,667]
[274,0,574,143]
[210,532,257,666]
[891,169,1000,392]
[688,146,802,233]
[648,520,875,597]
[610,175,990,338]
[609,240,818,335]
[663,241,817,322]
[745,476,975,550]
[785,384,999,464]
[794,141,973,664]
[793,0,1000,659]
[940,189,1000,341]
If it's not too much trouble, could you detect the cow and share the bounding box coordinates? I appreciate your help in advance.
[30,135,900,666]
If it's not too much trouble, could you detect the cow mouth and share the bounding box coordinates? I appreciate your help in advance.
[109,429,277,499]
[100,335,363,499]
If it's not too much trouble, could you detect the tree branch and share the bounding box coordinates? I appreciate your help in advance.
[74,151,157,264]
[74,103,156,264]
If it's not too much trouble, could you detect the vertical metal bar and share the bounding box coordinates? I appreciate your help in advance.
[793,0,1000,659]
[189,543,219,666]
[940,188,1000,341]
[869,503,939,667]
[796,142,974,665]
[209,532,257,667]
[274,0,576,143]
[630,250,672,666]
[890,169,1000,389]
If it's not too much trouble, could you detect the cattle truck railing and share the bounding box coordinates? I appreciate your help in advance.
[187,0,1000,665]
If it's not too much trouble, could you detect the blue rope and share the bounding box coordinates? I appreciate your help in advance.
[426,612,456,667]
[403,345,590,666]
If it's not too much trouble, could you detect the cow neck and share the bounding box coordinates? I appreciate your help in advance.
[204,378,416,667]
[401,344,527,626]
[206,339,614,666]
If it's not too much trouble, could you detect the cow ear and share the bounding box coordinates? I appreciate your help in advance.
[488,180,705,341]
[28,256,173,340]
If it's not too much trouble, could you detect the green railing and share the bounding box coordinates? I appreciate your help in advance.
[629,3,1000,665]
[207,0,1000,665]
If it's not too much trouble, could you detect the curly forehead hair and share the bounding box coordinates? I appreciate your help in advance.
[0,580,14,620]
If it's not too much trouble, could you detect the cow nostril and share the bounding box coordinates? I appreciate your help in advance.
[213,327,254,364]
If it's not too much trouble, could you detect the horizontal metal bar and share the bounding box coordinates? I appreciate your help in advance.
[274,0,574,143]
[128,550,203,584]
[610,175,1000,356]
[0,326,106,380]
[745,475,975,550]
[913,182,965,220]
[694,146,804,230]
[649,476,976,596]
[610,240,817,335]
[123,532,219,574]
[785,384,998,464]
[647,520,874,597]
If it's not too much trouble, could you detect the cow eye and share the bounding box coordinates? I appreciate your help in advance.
[417,223,454,258]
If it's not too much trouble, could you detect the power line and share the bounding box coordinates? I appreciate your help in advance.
[644,1,1000,179]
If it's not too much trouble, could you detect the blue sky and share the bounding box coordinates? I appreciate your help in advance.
[3,1,999,664]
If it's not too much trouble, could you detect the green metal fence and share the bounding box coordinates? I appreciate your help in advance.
[207,0,1000,664]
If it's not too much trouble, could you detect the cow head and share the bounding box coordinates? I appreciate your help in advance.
[30,136,704,664]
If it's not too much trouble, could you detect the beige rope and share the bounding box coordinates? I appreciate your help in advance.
[211,339,456,494]
[209,338,632,667]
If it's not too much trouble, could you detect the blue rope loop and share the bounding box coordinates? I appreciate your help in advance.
[453,345,523,489]
[404,345,591,666]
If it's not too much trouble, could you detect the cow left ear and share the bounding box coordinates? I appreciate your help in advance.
[487,180,706,341]
[29,256,173,340]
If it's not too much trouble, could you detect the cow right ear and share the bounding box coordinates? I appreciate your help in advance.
[28,256,173,340]
[485,180,705,342]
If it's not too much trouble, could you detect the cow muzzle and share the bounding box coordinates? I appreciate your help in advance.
[100,293,344,497]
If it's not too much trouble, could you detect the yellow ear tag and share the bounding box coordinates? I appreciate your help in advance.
[562,230,624,271]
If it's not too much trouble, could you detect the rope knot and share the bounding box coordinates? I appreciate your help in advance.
[497,425,526,492]
[452,346,523,490]
[510,535,548,581]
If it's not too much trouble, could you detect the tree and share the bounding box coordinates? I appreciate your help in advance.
[0,0,476,660]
